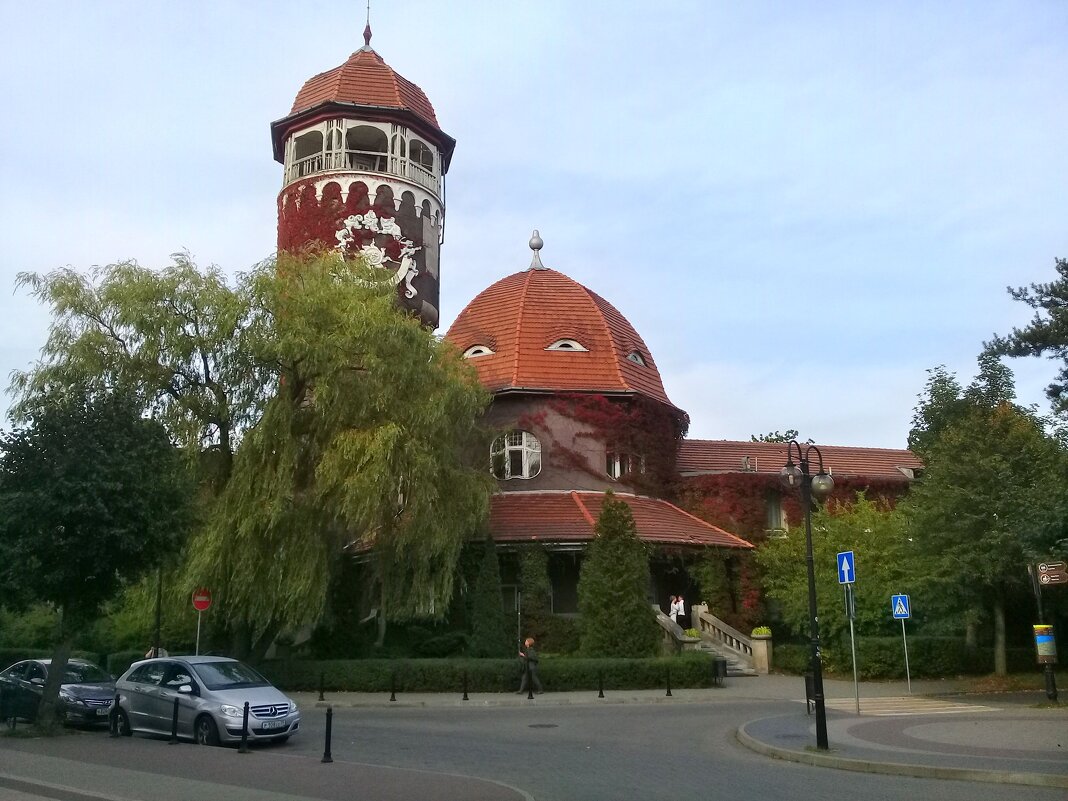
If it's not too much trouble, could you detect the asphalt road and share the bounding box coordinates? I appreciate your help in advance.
[281,700,1067,801]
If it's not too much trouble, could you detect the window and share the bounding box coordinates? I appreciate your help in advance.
[626,350,646,366]
[766,493,786,532]
[463,345,494,358]
[546,339,588,351]
[606,452,644,480]
[409,139,435,171]
[491,430,542,480]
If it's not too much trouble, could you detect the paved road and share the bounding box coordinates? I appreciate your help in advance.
[1,679,1063,801]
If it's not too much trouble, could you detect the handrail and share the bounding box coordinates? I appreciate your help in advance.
[285,149,441,195]
[692,604,753,660]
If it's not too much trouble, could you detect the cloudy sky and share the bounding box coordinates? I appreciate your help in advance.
[2,1,1065,448]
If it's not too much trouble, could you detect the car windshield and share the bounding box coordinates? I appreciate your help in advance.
[62,663,110,684]
[192,661,269,690]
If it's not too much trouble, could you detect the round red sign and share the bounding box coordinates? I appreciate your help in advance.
[192,588,212,612]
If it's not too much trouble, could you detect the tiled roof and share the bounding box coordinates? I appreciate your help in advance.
[290,48,440,129]
[677,440,924,480]
[489,491,752,549]
[444,269,677,408]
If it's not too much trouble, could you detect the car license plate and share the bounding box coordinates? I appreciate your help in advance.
[96,708,110,717]
[260,719,285,730]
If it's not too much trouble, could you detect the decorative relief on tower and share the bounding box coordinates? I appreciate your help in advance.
[335,210,420,299]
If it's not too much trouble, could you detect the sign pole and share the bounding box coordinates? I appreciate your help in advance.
[847,585,859,714]
[196,610,202,656]
[191,587,212,656]
[900,618,911,694]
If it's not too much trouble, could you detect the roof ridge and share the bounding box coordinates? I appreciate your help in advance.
[570,491,597,528]
[510,270,534,386]
[577,278,628,391]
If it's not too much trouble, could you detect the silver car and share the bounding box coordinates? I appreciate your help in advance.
[115,656,299,746]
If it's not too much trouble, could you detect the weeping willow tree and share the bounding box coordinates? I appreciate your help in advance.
[14,250,492,659]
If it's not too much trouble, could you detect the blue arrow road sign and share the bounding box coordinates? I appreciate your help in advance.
[891,594,911,619]
[837,551,855,584]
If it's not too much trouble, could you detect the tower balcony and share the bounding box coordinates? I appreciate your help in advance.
[284,149,440,196]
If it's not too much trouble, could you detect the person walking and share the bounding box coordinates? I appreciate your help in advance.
[516,637,544,694]
[676,594,688,629]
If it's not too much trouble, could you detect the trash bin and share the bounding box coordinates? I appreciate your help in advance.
[803,672,814,714]
[711,656,728,686]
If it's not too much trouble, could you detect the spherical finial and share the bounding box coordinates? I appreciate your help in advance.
[528,229,546,270]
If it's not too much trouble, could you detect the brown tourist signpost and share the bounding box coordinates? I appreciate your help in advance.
[1029,562,1063,702]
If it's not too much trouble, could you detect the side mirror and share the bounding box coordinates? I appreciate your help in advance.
[30,678,46,687]
[177,684,196,695]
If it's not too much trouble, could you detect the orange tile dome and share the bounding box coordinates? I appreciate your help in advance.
[446,266,678,410]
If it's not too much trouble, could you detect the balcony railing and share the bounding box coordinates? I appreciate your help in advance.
[285,149,440,196]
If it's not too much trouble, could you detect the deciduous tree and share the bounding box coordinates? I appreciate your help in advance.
[0,389,191,730]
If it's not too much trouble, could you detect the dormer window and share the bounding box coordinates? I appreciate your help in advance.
[626,350,646,366]
[606,452,644,480]
[547,339,588,352]
[491,430,542,480]
[463,345,495,358]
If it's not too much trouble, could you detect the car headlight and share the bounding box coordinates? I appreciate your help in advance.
[288,699,298,715]
[220,704,244,718]
[59,689,85,705]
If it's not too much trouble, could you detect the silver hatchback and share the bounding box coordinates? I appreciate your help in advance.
[115,656,299,746]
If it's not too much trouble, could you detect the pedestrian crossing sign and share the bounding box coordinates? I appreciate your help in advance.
[891,594,911,619]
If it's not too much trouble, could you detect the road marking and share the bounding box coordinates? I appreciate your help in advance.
[815,696,996,715]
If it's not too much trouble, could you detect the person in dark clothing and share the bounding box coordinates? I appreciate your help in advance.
[516,636,544,694]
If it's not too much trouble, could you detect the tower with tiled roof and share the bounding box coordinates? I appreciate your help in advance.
[270,24,454,328]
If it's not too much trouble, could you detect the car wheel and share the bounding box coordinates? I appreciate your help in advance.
[194,715,220,746]
[117,709,133,737]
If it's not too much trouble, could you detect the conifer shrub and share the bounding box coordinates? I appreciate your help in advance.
[577,493,660,657]
[467,539,512,657]
[519,545,552,644]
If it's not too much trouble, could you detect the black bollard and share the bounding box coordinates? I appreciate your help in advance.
[665,667,672,698]
[389,671,397,702]
[109,694,120,737]
[169,696,180,744]
[462,670,469,701]
[318,671,325,702]
[321,706,333,763]
[526,659,534,700]
[598,671,604,699]
[238,702,250,754]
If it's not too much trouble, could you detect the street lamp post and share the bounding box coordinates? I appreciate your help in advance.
[780,440,834,751]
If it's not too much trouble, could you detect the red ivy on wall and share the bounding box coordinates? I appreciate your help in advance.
[277,178,397,254]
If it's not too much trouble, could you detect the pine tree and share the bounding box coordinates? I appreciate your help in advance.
[578,493,660,657]
[468,539,513,657]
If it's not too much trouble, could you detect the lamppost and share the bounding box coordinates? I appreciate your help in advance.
[780,440,834,751]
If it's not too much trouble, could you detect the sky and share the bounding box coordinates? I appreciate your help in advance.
[1,1,1066,449]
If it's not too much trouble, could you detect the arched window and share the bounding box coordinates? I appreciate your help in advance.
[409,139,434,172]
[294,130,323,161]
[491,430,542,480]
[463,345,494,358]
[546,339,588,352]
[346,125,388,171]
[626,350,646,366]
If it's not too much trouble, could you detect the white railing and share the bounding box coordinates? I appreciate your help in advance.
[285,150,440,195]
[691,604,753,661]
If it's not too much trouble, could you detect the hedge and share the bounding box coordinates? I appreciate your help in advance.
[774,638,1042,678]
[260,652,719,693]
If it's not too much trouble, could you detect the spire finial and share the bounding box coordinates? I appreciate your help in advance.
[362,0,373,49]
[528,229,546,270]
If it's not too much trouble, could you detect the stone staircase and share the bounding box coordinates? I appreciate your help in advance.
[653,607,758,677]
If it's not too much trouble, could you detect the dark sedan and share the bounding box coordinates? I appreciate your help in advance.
[0,658,115,725]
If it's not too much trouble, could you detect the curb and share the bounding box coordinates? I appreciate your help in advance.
[0,771,136,801]
[735,719,1068,790]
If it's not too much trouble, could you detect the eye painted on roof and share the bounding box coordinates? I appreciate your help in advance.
[626,350,647,366]
[546,339,589,352]
[463,345,495,358]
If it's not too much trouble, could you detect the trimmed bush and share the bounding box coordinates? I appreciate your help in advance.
[260,652,718,692]
[468,539,513,658]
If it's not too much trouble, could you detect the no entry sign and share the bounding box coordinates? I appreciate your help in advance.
[192,588,212,612]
